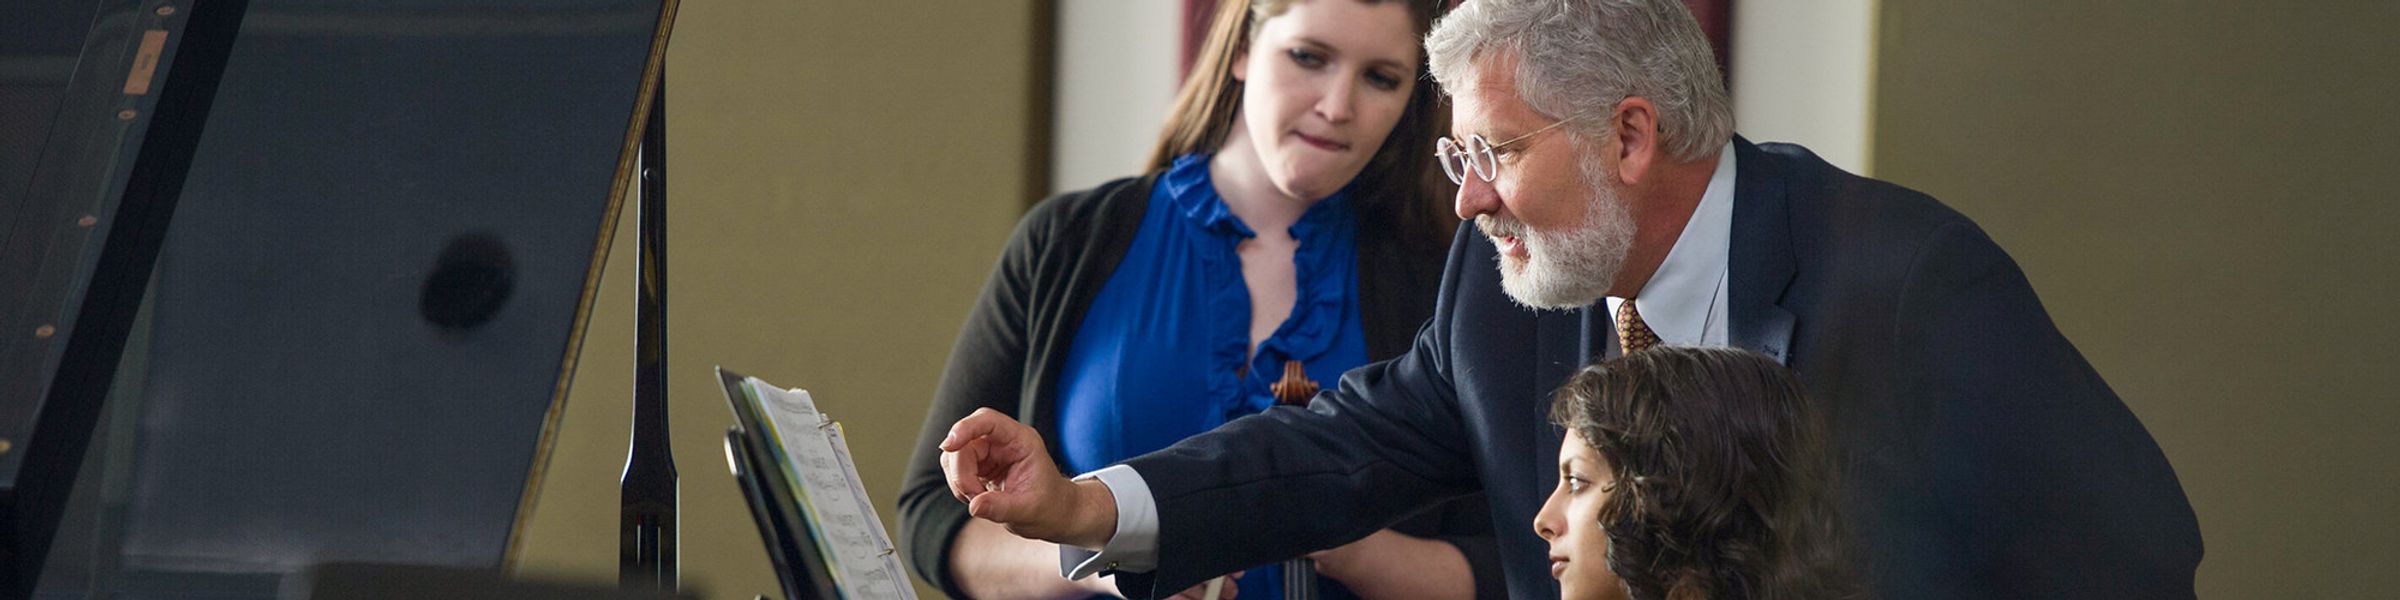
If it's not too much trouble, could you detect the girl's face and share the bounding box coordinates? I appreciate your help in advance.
[1535,429,1631,600]
[1231,0,1419,201]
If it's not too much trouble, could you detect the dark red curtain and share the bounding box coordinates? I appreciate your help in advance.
[1180,0,1222,81]
[1685,0,1735,87]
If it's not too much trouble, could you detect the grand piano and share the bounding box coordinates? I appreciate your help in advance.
[1,0,694,596]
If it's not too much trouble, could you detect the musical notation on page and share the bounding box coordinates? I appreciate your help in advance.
[737,376,918,600]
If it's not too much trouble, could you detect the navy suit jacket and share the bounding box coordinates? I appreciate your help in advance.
[1113,138,2202,599]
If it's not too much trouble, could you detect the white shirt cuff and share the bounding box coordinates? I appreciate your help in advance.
[1059,464,1160,579]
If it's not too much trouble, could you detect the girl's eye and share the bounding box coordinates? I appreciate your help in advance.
[1565,476,1588,494]
[1366,70,1401,91]
[1288,48,1326,68]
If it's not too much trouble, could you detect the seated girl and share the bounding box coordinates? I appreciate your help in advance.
[1538,346,1864,600]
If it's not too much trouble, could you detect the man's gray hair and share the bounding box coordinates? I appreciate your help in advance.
[1426,0,1734,162]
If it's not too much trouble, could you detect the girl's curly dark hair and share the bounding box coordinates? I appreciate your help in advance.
[1549,346,1865,600]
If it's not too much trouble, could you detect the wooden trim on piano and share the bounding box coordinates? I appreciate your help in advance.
[502,0,684,574]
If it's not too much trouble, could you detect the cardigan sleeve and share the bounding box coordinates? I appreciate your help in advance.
[895,193,1065,598]
[896,176,1151,597]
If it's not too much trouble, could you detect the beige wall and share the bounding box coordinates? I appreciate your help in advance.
[501,2,2400,598]
[1873,2,2400,597]
[1730,0,1878,174]
[510,2,1047,598]
[1051,0,1180,195]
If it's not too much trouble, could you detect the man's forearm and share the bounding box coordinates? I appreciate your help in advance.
[1060,465,1163,581]
[1060,478,1120,550]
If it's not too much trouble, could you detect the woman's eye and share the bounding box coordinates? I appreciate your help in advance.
[1565,476,1588,493]
[1366,70,1402,91]
[1287,48,1325,68]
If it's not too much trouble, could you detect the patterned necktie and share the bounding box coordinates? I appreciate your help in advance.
[1615,299,1662,354]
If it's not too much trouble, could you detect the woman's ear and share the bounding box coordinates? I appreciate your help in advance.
[1231,50,1250,82]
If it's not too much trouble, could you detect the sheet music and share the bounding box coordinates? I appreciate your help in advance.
[745,380,918,600]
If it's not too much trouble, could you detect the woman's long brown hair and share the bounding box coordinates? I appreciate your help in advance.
[1146,0,1456,255]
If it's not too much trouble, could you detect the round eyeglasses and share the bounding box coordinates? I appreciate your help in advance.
[1435,117,1577,185]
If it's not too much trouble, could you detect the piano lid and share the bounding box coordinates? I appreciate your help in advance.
[6,0,673,594]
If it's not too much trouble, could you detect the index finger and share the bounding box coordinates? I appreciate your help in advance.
[944,437,989,504]
[940,407,1021,451]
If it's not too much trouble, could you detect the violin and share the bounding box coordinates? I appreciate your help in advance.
[1268,360,1321,600]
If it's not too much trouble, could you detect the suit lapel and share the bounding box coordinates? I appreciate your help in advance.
[1581,302,1614,364]
[1727,137,1799,365]
[1516,302,1597,511]
[1531,306,1584,443]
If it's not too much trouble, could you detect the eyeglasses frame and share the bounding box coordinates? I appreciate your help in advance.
[1435,117,1583,185]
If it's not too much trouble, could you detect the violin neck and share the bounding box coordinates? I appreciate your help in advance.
[1283,557,1318,600]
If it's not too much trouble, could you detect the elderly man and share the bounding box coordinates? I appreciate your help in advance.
[931,0,2201,597]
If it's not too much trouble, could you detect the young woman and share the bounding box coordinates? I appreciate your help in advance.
[1540,347,1862,600]
[898,1,1498,599]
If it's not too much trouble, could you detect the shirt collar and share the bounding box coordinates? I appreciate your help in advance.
[1161,153,1351,239]
[1609,140,1738,345]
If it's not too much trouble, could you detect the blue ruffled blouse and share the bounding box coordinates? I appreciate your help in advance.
[1054,154,1369,597]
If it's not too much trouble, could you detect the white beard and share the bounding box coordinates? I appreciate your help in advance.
[1482,178,1634,311]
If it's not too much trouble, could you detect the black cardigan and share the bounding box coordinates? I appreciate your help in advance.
[897,174,1503,598]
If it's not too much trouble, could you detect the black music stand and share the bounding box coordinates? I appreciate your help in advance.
[716,369,842,600]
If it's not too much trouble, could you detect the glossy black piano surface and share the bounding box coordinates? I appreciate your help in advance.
[3,0,669,596]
